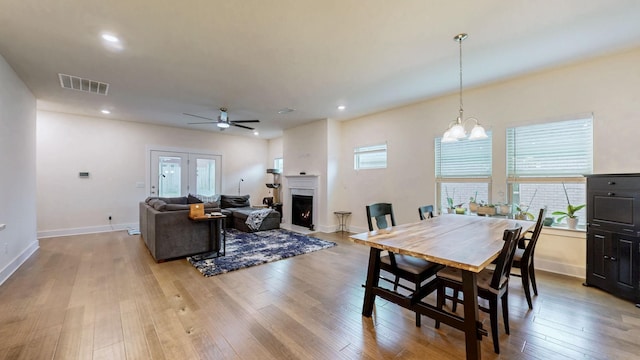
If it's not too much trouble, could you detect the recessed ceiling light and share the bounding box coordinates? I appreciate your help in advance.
[277,108,295,114]
[253,131,259,136]
[101,109,111,114]
[337,105,346,111]
[101,33,120,43]
[100,32,124,51]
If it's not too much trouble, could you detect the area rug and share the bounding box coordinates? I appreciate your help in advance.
[187,228,337,277]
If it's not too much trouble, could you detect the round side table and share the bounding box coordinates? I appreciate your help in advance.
[334,211,352,232]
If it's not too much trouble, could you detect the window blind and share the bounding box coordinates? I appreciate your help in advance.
[507,117,593,179]
[435,131,492,178]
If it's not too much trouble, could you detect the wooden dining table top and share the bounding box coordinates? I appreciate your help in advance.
[350,215,535,273]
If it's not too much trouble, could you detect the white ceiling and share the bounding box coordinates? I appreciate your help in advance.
[1,1,639,139]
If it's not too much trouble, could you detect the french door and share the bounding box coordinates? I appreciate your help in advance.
[150,150,221,197]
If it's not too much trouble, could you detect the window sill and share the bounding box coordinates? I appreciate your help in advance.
[541,225,586,238]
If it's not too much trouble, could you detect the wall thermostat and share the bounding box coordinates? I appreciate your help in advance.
[79,172,90,178]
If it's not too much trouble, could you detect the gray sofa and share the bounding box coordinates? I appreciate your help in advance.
[218,194,281,232]
[140,196,221,262]
[139,194,280,262]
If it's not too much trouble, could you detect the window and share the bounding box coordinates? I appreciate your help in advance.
[354,143,387,170]
[507,116,593,227]
[274,157,283,172]
[435,132,492,212]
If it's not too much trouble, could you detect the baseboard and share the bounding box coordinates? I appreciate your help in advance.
[0,239,39,286]
[37,222,138,238]
[535,258,585,279]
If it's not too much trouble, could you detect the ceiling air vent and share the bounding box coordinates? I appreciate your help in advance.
[58,73,109,95]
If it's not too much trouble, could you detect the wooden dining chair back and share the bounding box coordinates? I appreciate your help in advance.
[365,203,443,327]
[512,208,546,309]
[418,205,434,220]
[435,226,522,354]
[366,203,396,231]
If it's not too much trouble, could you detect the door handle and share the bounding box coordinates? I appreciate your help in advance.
[610,257,617,262]
[607,192,615,196]
[608,181,616,185]
[604,255,609,259]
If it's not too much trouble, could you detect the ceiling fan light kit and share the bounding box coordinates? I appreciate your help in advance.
[441,33,488,143]
[184,107,260,131]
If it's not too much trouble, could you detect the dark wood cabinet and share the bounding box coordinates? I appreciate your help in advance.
[586,174,640,305]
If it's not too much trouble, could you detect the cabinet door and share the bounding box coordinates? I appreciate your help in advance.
[587,230,611,290]
[612,234,639,301]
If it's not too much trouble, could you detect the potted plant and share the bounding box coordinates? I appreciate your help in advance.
[445,187,455,214]
[477,201,496,216]
[468,192,478,213]
[514,188,537,220]
[552,183,585,230]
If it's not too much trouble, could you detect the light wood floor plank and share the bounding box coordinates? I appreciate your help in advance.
[1,230,639,359]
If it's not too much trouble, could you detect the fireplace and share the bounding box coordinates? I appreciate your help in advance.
[285,174,319,232]
[292,195,313,229]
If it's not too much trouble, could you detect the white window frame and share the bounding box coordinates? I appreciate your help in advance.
[354,143,387,170]
[435,131,493,213]
[506,115,593,226]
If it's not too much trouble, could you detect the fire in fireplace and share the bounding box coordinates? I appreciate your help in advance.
[292,194,313,229]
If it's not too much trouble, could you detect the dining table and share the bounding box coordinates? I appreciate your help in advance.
[350,214,535,360]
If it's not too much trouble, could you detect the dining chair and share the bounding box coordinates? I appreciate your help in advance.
[366,203,443,327]
[435,226,522,354]
[512,208,546,309]
[418,205,434,220]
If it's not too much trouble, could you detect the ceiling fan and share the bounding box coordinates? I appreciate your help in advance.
[184,107,259,131]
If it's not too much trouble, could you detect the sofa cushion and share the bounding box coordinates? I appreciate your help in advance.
[187,194,203,204]
[220,195,250,208]
[159,197,188,205]
[165,204,191,211]
[153,200,168,211]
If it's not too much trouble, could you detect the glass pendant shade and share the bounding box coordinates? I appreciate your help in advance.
[468,124,488,140]
[217,122,230,128]
[449,123,466,139]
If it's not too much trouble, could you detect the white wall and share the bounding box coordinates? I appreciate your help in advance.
[36,111,270,237]
[338,47,640,277]
[0,55,38,285]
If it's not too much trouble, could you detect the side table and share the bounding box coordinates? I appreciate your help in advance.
[189,214,226,257]
[334,211,352,232]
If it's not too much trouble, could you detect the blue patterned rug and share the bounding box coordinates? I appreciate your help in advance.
[187,228,337,277]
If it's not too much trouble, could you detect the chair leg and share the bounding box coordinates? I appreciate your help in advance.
[435,284,444,329]
[415,312,421,327]
[521,266,533,310]
[490,298,500,354]
[529,262,538,296]
[451,289,459,313]
[501,289,510,335]
[393,275,400,291]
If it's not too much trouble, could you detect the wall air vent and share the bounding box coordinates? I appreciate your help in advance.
[58,73,109,95]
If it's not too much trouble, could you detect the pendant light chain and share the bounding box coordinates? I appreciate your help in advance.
[458,35,464,119]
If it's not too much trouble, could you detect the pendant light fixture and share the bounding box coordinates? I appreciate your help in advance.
[442,33,488,143]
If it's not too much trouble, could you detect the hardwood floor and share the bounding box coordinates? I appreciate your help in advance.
[1,230,639,359]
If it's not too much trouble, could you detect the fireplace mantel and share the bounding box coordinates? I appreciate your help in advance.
[285,175,319,189]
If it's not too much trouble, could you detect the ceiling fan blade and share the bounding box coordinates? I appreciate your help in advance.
[232,123,255,130]
[183,113,215,121]
[187,121,217,125]
[230,119,260,123]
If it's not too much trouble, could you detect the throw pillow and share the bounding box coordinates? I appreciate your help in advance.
[220,194,250,208]
[152,200,167,211]
[187,194,203,204]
